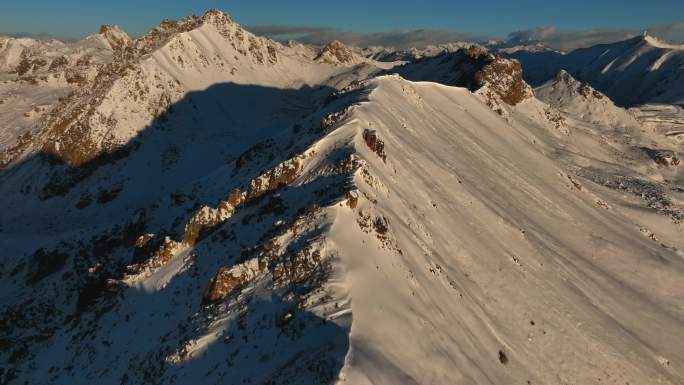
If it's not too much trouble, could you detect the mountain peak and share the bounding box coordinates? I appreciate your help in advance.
[622,31,684,50]
[98,24,124,35]
[554,69,579,85]
[200,8,235,27]
[642,33,684,50]
[98,24,131,50]
[315,40,359,65]
[551,69,604,98]
[132,9,237,56]
[535,68,642,129]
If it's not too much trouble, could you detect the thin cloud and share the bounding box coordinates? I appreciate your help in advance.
[248,22,684,52]
[647,22,684,42]
[1,27,141,42]
[648,22,684,32]
[0,32,76,42]
[354,30,478,48]
[244,25,337,37]
[506,23,684,51]
[245,24,481,49]
[507,26,559,42]
[506,27,636,51]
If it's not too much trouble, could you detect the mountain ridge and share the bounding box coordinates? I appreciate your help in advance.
[509,33,684,106]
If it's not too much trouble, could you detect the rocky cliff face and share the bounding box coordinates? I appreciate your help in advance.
[315,40,360,65]
[99,25,131,51]
[392,45,532,111]
[470,48,531,106]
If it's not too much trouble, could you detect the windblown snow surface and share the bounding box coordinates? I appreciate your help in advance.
[1,10,683,385]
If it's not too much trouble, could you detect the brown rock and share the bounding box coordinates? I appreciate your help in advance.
[362,129,387,162]
[473,55,530,106]
[183,205,234,245]
[653,151,680,167]
[346,191,359,209]
[157,237,181,265]
[202,259,260,304]
[315,40,357,65]
[134,234,154,248]
[246,157,303,200]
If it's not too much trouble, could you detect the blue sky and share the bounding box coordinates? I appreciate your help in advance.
[2,0,683,46]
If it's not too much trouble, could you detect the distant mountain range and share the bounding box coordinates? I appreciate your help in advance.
[508,33,684,106]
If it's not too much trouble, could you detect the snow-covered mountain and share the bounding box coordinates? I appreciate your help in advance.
[362,42,472,62]
[0,30,117,164]
[535,70,641,128]
[390,45,533,114]
[1,9,683,385]
[0,11,386,170]
[509,33,684,106]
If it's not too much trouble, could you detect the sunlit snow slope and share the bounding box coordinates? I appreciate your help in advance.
[328,76,684,385]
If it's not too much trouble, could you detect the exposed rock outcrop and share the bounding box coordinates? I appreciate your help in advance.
[644,148,681,167]
[393,45,533,107]
[315,40,359,65]
[202,258,260,303]
[183,205,237,245]
[472,52,531,106]
[362,129,387,162]
[99,25,131,51]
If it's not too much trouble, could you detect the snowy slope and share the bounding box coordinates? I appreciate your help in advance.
[535,70,641,128]
[330,76,684,384]
[1,9,684,385]
[0,31,117,162]
[1,10,382,170]
[390,45,533,115]
[509,34,684,106]
[631,104,684,140]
